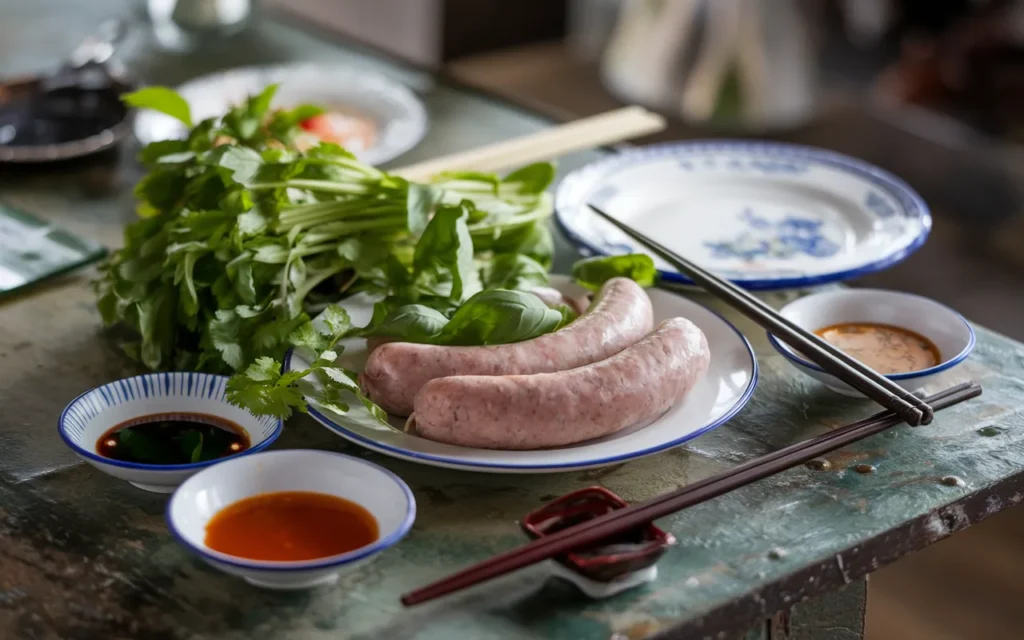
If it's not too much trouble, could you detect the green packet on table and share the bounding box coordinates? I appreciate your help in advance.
[0,202,106,298]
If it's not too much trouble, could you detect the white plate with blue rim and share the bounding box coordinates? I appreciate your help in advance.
[555,141,932,291]
[286,276,757,473]
[133,64,428,166]
[59,372,283,493]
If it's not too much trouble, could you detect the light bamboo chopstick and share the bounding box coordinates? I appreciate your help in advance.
[392,106,665,181]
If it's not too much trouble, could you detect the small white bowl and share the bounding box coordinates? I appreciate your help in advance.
[767,289,975,396]
[166,449,416,590]
[59,372,282,493]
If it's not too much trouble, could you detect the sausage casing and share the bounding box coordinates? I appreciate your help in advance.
[408,317,711,449]
[359,278,654,416]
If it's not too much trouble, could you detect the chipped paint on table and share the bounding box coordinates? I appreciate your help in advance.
[4,4,1024,639]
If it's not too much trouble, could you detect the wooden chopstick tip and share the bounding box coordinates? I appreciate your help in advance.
[398,381,982,607]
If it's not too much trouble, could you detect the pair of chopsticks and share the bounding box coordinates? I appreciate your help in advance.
[588,204,935,427]
[401,381,981,606]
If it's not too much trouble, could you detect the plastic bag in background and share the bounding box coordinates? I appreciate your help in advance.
[599,0,817,132]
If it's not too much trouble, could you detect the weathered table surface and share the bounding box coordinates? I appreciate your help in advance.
[4,4,1024,639]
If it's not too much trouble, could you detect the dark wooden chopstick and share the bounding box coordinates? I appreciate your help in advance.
[587,204,934,427]
[401,382,980,606]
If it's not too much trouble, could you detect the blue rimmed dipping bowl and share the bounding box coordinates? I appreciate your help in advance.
[768,289,975,396]
[59,372,282,493]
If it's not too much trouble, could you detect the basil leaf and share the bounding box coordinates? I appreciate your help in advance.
[473,220,554,269]
[502,162,555,194]
[362,304,449,342]
[480,253,549,290]
[436,289,566,346]
[572,254,658,291]
[123,87,193,127]
[413,203,475,300]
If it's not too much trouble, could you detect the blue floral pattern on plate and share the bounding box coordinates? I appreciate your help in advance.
[704,210,840,261]
[554,141,932,290]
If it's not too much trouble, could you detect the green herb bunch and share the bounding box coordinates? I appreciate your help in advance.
[99,85,655,423]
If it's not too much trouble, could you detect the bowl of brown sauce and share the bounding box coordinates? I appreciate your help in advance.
[767,289,975,396]
[59,372,283,492]
[166,449,415,590]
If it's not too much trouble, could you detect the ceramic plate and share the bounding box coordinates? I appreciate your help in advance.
[555,141,931,290]
[286,277,757,473]
[133,64,427,165]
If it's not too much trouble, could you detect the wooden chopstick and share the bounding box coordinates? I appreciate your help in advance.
[587,204,934,427]
[401,381,980,606]
[392,106,665,181]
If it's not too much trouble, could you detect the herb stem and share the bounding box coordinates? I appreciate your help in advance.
[250,180,373,195]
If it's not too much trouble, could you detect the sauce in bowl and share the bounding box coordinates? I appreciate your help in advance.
[97,413,249,465]
[814,322,941,374]
[205,491,379,561]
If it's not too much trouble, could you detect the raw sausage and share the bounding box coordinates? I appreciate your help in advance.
[407,317,711,449]
[360,278,654,416]
[359,278,654,416]
[528,286,591,316]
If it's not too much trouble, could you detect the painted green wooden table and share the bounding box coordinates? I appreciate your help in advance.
[4,4,1024,639]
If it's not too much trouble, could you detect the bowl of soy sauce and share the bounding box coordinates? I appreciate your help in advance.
[59,372,283,493]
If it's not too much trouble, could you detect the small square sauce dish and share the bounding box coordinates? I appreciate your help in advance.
[166,449,416,590]
[767,289,975,396]
[58,372,282,493]
[522,487,676,598]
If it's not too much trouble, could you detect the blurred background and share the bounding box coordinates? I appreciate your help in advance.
[4,0,1024,637]
[266,0,1024,344]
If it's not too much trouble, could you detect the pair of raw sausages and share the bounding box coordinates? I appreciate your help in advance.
[359,278,711,450]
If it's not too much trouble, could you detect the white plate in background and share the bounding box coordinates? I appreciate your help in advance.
[133,64,428,165]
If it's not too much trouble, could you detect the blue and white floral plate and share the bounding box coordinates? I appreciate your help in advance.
[555,141,931,290]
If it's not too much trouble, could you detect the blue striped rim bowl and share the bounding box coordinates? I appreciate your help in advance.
[58,372,283,493]
[166,449,416,590]
[767,289,975,397]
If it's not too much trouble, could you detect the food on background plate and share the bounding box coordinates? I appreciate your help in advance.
[204,490,379,561]
[96,413,249,465]
[407,317,711,450]
[296,110,377,153]
[814,322,940,375]
[359,277,655,416]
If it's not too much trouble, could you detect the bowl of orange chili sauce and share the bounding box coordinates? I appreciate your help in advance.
[166,449,416,589]
[767,289,975,397]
